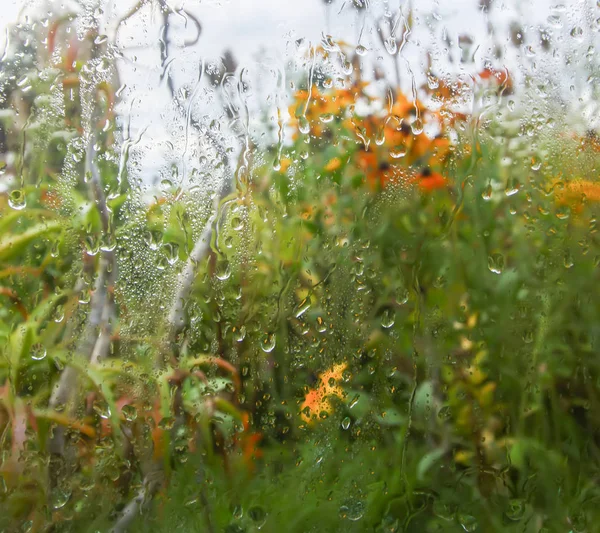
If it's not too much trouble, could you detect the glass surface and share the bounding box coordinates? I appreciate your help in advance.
[1,0,600,531]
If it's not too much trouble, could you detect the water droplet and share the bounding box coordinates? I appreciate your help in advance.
[319,113,334,123]
[437,405,452,421]
[248,506,267,526]
[390,146,406,159]
[233,325,247,342]
[564,251,574,269]
[522,330,534,344]
[384,37,398,55]
[505,498,526,521]
[144,230,163,250]
[93,400,111,419]
[53,306,65,323]
[432,499,455,521]
[349,394,360,409]
[505,178,520,196]
[316,316,327,333]
[50,488,71,510]
[94,34,109,45]
[122,404,137,422]
[216,260,232,280]
[261,332,276,353]
[298,116,310,134]
[395,289,409,305]
[295,298,311,318]
[531,157,542,171]
[31,343,46,361]
[381,308,395,328]
[163,242,179,265]
[411,118,424,135]
[339,499,365,521]
[8,189,26,210]
[556,206,570,220]
[356,44,368,56]
[457,512,478,532]
[80,477,96,492]
[159,417,175,430]
[231,216,244,231]
[482,184,493,201]
[570,26,584,41]
[341,416,351,430]
[488,253,505,274]
[100,234,117,252]
[16,75,29,88]
[78,288,91,304]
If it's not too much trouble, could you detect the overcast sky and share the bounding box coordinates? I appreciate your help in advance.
[1,0,595,188]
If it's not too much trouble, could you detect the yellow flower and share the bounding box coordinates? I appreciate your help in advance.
[324,157,342,172]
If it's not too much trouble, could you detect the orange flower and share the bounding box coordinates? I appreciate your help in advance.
[478,66,513,94]
[238,412,263,472]
[392,90,420,119]
[410,168,448,192]
[356,148,378,173]
[301,362,348,423]
[279,158,292,173]
[555,180,600,212]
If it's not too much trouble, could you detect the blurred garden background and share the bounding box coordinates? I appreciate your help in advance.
[1,0,600,532]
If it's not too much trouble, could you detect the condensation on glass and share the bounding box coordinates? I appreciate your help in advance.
[0,0,599,531]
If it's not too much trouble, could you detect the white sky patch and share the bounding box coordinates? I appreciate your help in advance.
[1,0,598,184]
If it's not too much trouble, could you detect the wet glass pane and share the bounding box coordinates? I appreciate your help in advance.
[1,0,600,531]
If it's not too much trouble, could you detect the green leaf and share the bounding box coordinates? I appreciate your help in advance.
[416,448,446,482]
[0,220,62,261]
